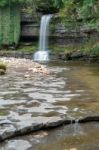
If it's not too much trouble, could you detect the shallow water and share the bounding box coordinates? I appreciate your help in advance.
[0,61,99,149]
[1,122,99,150]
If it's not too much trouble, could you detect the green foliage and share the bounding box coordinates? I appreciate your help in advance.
[18,44,37,52]
[52,0,64,8]
[53,0,99,31]
[0,0,34,7]
[0,5,20,46]
[90,45,99,55]
[35,0,59,13]
[75,40,99,55]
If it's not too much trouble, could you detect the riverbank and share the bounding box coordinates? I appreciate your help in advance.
[0,57,50,75]
[0,50,99,63]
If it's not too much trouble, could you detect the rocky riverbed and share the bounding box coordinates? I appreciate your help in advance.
[0,59,99,146]
[0,57,50,76]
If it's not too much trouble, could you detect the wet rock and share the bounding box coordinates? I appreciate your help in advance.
[0,120,12,125]
[71,50,83,60]
[59,52,71,60]
[0,114,99,142]
[4,140,32,150]
[58,50,85,61]
[0,116,69,141]
[26,100,40,107]
[0,124,16,141]
[0,57,50,75]
[0,69,6,75]
[0,63,6,71]
[65,52,72,60]
[79,116,99,123]
[0,62,6,75]
[58,53,66,60]
[45,117,68,128]
[88,54,99,63]
[24,74,31,78]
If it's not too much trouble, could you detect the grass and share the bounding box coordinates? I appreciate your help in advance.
[17,44,38,52]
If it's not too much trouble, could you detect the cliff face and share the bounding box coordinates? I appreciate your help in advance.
[21,11,99,45]
[20,8,39,41]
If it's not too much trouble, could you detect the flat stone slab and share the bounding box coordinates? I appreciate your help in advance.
[0,116,65,141]
[1,139,32,150]
[1,115,99,141]
[1,122,99,150]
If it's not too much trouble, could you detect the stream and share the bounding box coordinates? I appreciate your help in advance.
[0,61,99,150]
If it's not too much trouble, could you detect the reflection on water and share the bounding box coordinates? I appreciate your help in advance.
[0,61,99,149]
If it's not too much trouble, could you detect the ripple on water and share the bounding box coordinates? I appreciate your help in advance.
[1,140,32,150]
[0,64,92,122]
[0,62,99,144]
[0,61,99,150]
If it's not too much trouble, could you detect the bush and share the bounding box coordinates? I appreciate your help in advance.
[90,46,99,55]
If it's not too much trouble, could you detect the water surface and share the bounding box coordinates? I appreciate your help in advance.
[0,61,99,149]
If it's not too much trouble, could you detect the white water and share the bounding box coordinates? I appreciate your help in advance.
[34,15,52,62]
[39,15,52,51]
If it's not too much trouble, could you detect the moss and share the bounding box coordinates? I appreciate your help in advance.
[49,44,80,54]
[49,39,99,56]
[0,61,6,75]
[17,45,37,52]
[0,5,20,46]
[0,62,6,70]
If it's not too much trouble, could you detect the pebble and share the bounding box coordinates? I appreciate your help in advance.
[0,57,50,75]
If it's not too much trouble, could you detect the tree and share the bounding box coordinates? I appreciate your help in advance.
[52,0,64,8]
[34,0,59,13]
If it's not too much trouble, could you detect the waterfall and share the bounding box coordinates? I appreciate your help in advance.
[33,15,52,62]
[39,15,52,51]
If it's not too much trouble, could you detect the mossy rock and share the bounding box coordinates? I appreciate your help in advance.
[0,63,6,71]
[0,63,6,75]
[0,69,6,75]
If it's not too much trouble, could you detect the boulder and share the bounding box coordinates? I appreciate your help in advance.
[71,50,83,60]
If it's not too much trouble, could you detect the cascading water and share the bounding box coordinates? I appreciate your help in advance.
[39,15,52,51]
[33,15,52,62]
